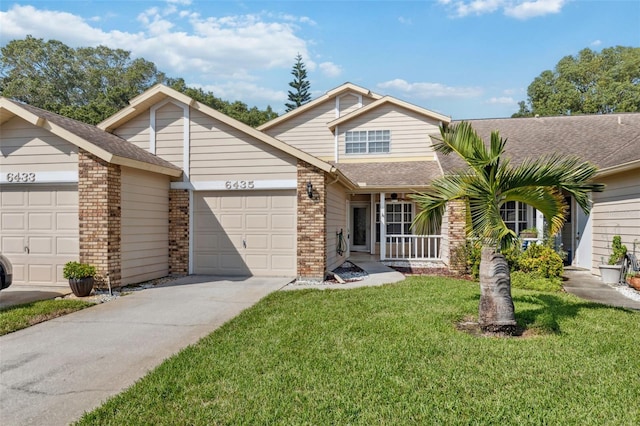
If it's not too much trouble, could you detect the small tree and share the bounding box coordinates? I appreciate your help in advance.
[285,53,311,112]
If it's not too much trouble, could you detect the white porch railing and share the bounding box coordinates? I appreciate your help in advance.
[384,234,442,260]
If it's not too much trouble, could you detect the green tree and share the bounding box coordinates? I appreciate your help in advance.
[1,36,164,124]
[515,46,640,116]
[285,53,311,112]
[411,122,603,333]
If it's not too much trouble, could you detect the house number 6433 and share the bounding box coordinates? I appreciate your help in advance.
[225,180,255,190]
[6,172,36,183]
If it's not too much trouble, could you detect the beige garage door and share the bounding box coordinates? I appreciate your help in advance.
[0,185,78,286]
[193,190,296,276]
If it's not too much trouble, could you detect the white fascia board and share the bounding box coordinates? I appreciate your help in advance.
[0,170,79,184]
[171,179,298,190]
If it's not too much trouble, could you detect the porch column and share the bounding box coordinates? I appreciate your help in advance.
[535,209,544,240]
[380,192,386,260]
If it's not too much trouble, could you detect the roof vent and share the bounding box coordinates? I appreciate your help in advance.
[618,116,622,125]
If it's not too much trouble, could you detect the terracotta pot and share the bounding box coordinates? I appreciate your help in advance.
[629,276,640,291]
[69,277,94,297]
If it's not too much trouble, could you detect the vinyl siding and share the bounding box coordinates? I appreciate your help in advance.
[0,116,77,172]
[338,105,439,160]
[113,113,150,151]
[263,93,377,160]
[189,109,296,181]
[326,182,348,271]
[120,167,170,285]
[155,102,185,169]
[591,171,640,273]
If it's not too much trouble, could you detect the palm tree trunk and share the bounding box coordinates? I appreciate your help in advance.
[478,246,517,333]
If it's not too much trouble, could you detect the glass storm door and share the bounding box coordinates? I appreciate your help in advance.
[351,205,369,252]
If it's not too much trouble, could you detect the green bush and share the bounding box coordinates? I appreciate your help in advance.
[516,244,564,279]
[608,235,627,265]
[63,261,96,279]
[510,271,563,292]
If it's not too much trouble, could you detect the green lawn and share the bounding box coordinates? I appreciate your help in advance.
[0,299,94,335]
[78,277,640,425]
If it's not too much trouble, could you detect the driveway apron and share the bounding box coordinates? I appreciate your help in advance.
[0,276,290,426]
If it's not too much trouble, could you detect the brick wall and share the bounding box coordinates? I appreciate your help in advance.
[169,189,189,275]
[297,160,327,281]
[445,199,467,274]
[78,149,122,288]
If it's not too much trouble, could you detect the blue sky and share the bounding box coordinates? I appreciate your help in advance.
[1,0,639,119]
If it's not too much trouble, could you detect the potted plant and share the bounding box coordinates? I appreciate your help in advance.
[598,236,627,284]
[63,261,96,297]
[629,273,640,291]
[519,227,539,239]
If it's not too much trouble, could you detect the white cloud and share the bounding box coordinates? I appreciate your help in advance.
[0,4,313,83]
[196,81,286,108]
[377,79,483,98]
[319,62,342,78]
[504,0,566,19]
[398,16,412,25]
[486,96,516,105]
[591,39,602,47]
[439,0,567,19]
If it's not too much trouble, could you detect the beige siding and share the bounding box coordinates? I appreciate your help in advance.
[189,109,296,181]
[156,103,185,169]
[338,105,438,160]
[0,116,77,172]
[113,112,150,151]
[326,182,348,270]
[338,93,361,117]
[120,167,170,285]
[591,172,640,272]
[263,93,377,160]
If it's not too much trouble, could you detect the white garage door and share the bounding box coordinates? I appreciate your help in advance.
[0,185,79,286]
[193,190,296,276]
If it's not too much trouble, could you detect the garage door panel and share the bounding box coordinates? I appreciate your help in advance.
[194,190,296,276]
[29,212,53,230]
[2,213,26,230]
[1,186,78,286]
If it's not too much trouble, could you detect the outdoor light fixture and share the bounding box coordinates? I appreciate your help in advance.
[306,181,314,199]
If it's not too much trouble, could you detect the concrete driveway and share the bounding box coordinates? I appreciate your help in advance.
[0,275,290,426]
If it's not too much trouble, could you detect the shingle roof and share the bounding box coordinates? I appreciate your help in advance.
[332,161,442,188]
[8,100,181,173]
[437,114,640,174]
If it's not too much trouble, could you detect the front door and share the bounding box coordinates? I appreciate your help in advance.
[350,204,370,252]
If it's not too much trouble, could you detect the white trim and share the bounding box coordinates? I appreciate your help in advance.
[188,189,194,275]
[380,192,386,260]
[0,171,78,184]
[334,124,339,163]
[183,104,190,180]
[171,179,298,191]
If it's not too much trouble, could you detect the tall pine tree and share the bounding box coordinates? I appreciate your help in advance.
[285,53,311,112]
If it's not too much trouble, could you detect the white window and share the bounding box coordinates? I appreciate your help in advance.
[345,130,390,154]
[500,201,531,234]
[376,202,412,242]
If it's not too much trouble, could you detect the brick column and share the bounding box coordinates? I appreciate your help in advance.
[444,199,467,274]
[169,189,189,275]
[297,160,327,281]
[78,149,121,288]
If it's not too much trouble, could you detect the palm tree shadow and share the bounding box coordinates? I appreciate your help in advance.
[513,293,632,334]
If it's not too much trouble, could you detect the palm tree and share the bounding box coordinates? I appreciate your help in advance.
[412,122,604,333]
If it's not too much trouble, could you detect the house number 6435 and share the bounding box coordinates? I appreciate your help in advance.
[6,172,36,183]
[225,180,255,190]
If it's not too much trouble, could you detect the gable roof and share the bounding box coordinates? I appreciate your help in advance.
[98,84,352,184]
[436,114,640,177]
[257,82,383,131]
[327,96,451,131]
[0,98,182,177]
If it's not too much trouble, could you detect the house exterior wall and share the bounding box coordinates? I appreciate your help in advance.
[189,109,297,181]
[297,160,327,280]
[326,181,348,271]
[0,116,77,173]
[262,93,377,161]
[169,189,189,275]
[337,105,439,161]
[120,167,170,285]
[113,113,150,151]
[591,171,640,273]
[155,102,185,169]
[78,149,121,288]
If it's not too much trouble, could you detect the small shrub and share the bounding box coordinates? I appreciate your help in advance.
[63,262,96,279]
[510,270,563,292]
[608,235,627,265]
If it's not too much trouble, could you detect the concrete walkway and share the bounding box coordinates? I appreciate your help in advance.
[563,268,640,310]
[0,275,290,426]
[0,285,69,309]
